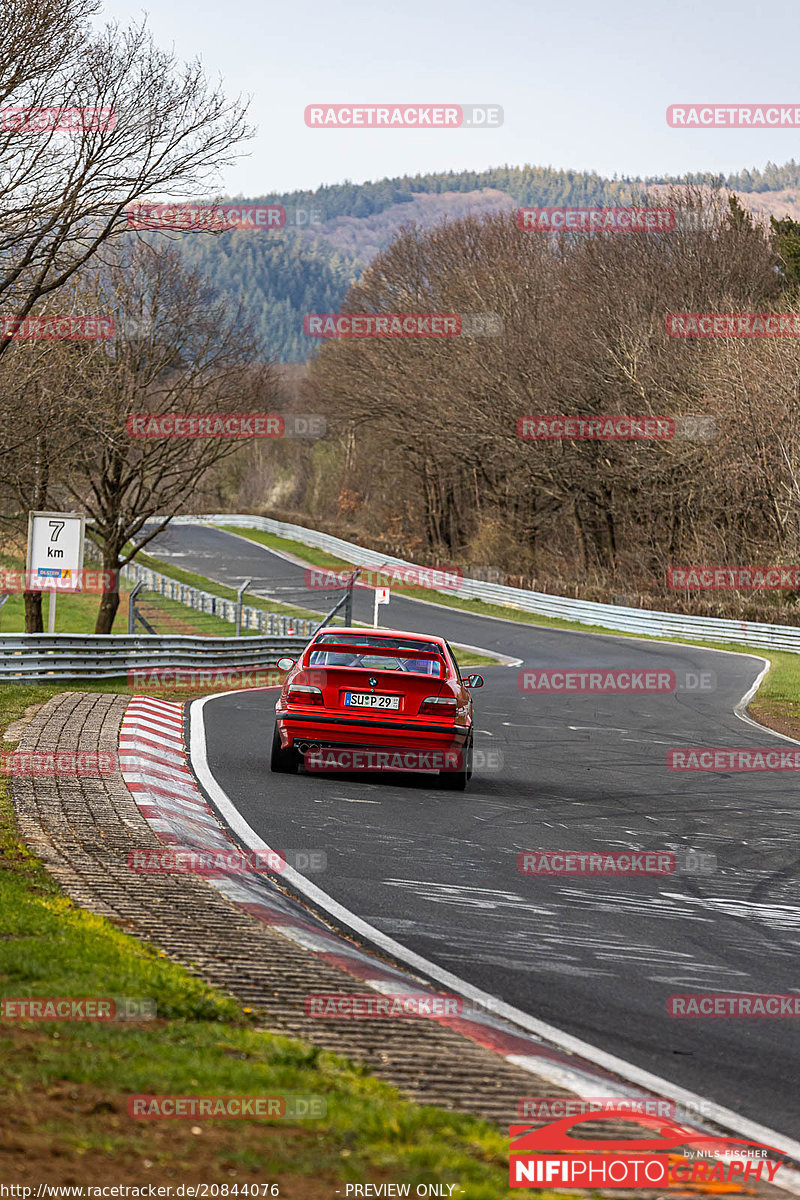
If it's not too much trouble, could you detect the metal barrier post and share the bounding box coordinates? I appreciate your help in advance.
[236,579,252,638]
[128,581,144,635]
[344,568,360,627]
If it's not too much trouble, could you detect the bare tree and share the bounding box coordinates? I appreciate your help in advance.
[63,241,277,632]
[305,189,788,610]
[0,332,108,629]
[0,0,251,379]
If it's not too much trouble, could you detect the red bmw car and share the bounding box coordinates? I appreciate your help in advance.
[270,627,483,789]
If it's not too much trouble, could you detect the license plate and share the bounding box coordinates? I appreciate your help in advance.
[344,692,400,710]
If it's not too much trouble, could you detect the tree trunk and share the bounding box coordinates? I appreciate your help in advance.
[24,425,49,633]
[24,591,44,633]
[94,547,121,633]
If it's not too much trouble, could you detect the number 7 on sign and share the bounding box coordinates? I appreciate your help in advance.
[49,520,64,541]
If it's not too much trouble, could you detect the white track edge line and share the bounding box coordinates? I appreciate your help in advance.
[188,689,800,1186]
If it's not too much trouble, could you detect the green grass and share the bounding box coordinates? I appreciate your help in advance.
[0,546,329,638]
[0,550,125,634]
[213,529,501,667]
[134,548,330,625]
[216,526,354,573]
[215,525,800,725]
[0,687,562,1194]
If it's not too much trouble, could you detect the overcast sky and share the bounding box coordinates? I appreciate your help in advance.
[99,0,800,196]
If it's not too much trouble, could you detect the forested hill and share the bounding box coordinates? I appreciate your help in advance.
[173,160,800,362]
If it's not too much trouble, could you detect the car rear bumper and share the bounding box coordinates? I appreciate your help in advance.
[276,710,469,752]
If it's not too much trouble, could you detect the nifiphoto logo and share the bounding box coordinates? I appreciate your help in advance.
[509,1109,786,1188]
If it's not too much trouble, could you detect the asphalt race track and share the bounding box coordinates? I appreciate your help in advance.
[148,522,800,1141]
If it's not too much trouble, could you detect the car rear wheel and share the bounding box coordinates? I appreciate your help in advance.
[438,734,472,790]
[270,722,299,774]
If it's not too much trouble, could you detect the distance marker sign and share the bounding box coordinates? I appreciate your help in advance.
[26,511,85,590]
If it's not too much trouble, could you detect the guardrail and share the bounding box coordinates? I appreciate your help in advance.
[119,561,320,638]
[0,633,308,682]
[172,513,800,656]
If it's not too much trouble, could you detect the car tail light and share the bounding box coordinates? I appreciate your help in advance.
[288,684,324,706]
[419,695,457,717]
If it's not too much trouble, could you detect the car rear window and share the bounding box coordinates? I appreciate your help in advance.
[308,634,445,675]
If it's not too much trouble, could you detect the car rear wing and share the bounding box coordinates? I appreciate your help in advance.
[305,641,447,672]
[307,641,445,659]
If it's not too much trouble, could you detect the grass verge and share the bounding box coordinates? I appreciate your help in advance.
[134,548,329,625]
[212,529,501,668]
[217,525,800,738]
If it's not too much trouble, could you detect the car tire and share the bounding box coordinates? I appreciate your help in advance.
[270,722,299,774]
[438,734,472,791]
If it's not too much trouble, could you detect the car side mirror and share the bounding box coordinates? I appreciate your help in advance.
[276,657,296,672]
[464,673,484,688]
